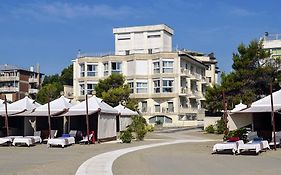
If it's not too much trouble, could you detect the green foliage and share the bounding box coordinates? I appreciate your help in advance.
[37,64,73,104]
[205,40,281,112]
[120,129,133,143]
[224,128,247,141]
[205,125,215,134]
[146,125,154,132]
[95,74,138,109]
[129,116,147,141]
[215,117,227,134]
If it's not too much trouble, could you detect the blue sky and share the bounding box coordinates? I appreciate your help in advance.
[0,0,280,75]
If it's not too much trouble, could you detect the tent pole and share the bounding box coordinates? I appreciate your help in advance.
[47,96,51,138]
[4,95,9,136]
[270,82,276,150]
[85,94,90,144]
[222,90,229,135]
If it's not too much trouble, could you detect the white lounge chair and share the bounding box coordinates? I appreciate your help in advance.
[237,139,269,154]
[47,137,75,148]
[0,136,23,146]
[79,133,93,144]
[69,130,77,137]
[213,140,244,154]
[25,131,42,144]
[12,137,35,147]
[43,130,58,143]
[269,131,281,147]
[247,131,258,141]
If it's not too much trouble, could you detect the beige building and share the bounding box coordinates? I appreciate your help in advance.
[72,24,220,127]
[262,33,281,58]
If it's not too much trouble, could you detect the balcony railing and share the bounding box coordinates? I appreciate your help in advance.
[0,86,19,92]
[29,88,39,94]
[28,77,38,83]
[0,76,19,81]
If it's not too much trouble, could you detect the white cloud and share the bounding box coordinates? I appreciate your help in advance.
[9,2,134,22]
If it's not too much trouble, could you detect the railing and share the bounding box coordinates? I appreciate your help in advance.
[264,34,281,41]
[29,77,38,83]
[0,76,19,81]
[29,88,39,94]
[0,86,19,92]
[180,87,187,94]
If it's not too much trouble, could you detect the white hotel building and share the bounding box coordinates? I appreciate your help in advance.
[73,24,219,127]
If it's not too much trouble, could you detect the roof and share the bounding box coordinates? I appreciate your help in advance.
[0,64,22,71]
[63,96,118,116]
[238,89,281,113]
[231,102,247,113]
[26,96,73,116]
[0,96,39,115]
[114,104,138,116]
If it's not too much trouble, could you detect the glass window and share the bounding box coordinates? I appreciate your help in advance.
[163,79,173,93]
[141,101,147,112]
[111,62,122,74]
[136,82,148,93]
[153,61,160,74]
[153,79,160,93]
[104,62,109,76]
[168,102,174,113]
[80,64,85,77]
[163,60,173,73]
[87,64,98,77]
[79,83,85,96]
[155,104,160,112]
[128,81,134,93]
[87,83,96,95]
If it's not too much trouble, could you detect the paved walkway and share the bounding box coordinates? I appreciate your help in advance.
[75,138,215,175]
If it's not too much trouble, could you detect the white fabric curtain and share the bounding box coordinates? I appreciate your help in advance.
[97,113,116,139]
[120,116,132,131]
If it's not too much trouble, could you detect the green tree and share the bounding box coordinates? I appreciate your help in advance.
[60,64,73,86]
[36,83,63,104]
[205,40,279,112]
[95,74,137,108]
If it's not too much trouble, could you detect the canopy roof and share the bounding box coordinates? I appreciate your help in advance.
[231,102,247,113]
[114,104,138,116]
[0,96,39,115]
[27,96,73,116]
[239,89,281,113]
[0,99,4,108]
[63,96,118,116]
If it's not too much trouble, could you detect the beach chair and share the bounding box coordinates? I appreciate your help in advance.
[47,136,75,148]
[25,131,42,144]
[79,133,93,144]
[69,130,77,137]
[269,131,281,148]
[12,137,35,147]
[0,136,23,146]
[238,138,269,154]
[247,131,258,141]
[212,138,243,154]
[43,130,58,143]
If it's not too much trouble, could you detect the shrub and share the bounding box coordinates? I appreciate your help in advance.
[205,125,215,133]
[120,130,133,143]
[215,117,227,134]
[129,116,147,141]
[224,128,247,141]
[146,125,154,132]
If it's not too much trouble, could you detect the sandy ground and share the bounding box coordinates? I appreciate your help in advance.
[113,131,281,175]
[2,129,281,175]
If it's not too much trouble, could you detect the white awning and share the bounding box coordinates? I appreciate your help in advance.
[239,105,281,113]
[114,104,138,116]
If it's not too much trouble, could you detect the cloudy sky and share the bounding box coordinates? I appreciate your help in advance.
[0,0,280,75]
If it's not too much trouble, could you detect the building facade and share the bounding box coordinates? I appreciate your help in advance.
[72,24,219,127]
[262,33,281,58]
[0,64,44,102]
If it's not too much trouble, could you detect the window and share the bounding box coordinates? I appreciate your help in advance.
[162,60,173,73]
[153,61,160,74]
[87,64,98,77]
[103,62,109,76]
[87,83,96,95]
[128,81,134,93]
[79,83,85,96]
[148,49,153,54]
[136,81,148,93]
[167,102,174,113]
[111,62,122,74]
[153,79,160,93]
[141,101,147,113]
[163,79,173,93]
[125,50,130,55]
[207,77,212,83]
[155,104,160,113]
[80,64,85,77]
[147,35,161,38]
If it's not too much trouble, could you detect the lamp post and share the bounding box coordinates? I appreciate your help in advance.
[270,82,276,150]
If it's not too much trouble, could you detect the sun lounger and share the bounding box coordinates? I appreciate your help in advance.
[25,131,42,144]
[47,137,75,148]
[43,130,58,143]
[269,131,281,147]
[213,140,244,154]
[12,137,35,147]
[79,133,93,144]
[237,140,268,154]
[0,136,23,145]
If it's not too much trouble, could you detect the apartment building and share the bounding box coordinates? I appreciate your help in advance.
[0,64,44,102]
[72,24,219,127]
[262,33,281,58]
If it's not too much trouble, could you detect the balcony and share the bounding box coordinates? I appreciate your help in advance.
[0,76,19,82]
[179,107,198,114]
[29,88,39,94]
[180,68,191,77]
[29,77,38,83]
[179,87,187,95]
[0,86,19,92]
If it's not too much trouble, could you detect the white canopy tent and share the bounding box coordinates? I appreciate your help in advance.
[114,104,138,131]
[63,95,118,141]
[228,102,251,131]
[0,99,4,108]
